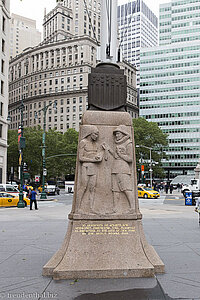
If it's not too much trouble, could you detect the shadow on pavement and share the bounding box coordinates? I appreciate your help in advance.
[74,284,174,300]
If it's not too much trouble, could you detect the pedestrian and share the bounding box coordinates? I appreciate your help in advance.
[30,187,38,210]
[153,182,157,191]
[195,193,200,212]
[170,184,173,194]
[177,183,180,192]
[165,183,169,194]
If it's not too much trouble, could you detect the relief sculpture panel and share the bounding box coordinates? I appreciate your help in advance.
[76,124,136,216]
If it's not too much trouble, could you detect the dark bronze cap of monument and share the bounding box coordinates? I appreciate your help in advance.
[88,62,127,111]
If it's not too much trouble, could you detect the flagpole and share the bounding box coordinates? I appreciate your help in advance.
[100,0,118,63]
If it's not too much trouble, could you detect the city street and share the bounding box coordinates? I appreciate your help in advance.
[1,190,200,299]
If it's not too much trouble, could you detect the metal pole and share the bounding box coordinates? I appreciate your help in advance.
[136,145,153,188]
[18,105,25,208]
[149,148,153,188]
[40,105,47,200]
[100,0,118,63]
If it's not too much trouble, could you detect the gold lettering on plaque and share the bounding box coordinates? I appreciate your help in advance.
[75,224,135,235]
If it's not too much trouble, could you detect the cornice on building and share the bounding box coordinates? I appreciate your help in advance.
[9,35,98,65]
[8,87,88,109]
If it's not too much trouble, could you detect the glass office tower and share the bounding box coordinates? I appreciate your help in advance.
[117,0,158,88]
[140,0,200,178]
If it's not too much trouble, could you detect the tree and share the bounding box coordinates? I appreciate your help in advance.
[7,130,18,180]
[45,128,78,180]
[7,127,79,182]
[132,117,168,180]
[23,127,43,177]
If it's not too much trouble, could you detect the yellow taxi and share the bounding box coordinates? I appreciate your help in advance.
[0,192,30,207]
[138,186,160,199]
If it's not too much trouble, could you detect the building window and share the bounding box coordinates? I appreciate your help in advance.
[2,39,5,52]
[0,102,3,116]
[2,16,5,32]
[0,124,2,138]
[1,60,4,74]
[1,80,4,95]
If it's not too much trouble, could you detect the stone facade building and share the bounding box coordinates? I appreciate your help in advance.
[0,0,10,183]
[8,0,138,133]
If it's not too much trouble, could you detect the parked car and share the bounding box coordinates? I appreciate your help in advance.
[138,186,160,199]
[0,192,30,207]
[38,184,60,195]
[45,185,60,195]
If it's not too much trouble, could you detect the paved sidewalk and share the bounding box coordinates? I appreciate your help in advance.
[0,197,200,300]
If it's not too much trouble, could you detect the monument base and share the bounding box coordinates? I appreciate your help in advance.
[43,220,164,280]
[43,110,165,280]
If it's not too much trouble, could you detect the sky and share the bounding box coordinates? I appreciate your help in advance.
[10,0,167,33]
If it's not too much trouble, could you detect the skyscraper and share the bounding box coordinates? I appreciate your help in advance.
[140,0,200,178]
[117,0,158,87]
[0,0,10,183]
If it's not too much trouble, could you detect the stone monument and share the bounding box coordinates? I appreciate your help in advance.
[43,63,165,279]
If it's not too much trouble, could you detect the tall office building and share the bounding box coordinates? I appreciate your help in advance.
[0,0,10,183]
[10,14,41,58]
[10,14,41,57]
[43,0,101,44]
[140,0,200,178]
[117,0,158,87]
[9,0,138,133]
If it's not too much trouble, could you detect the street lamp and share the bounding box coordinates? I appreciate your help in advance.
[35,101,57,200]
[18,102,26,208]
[136,145,153,188]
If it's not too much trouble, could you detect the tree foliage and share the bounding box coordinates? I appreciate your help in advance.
[133,117,168,179]
[7,127,78,182]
